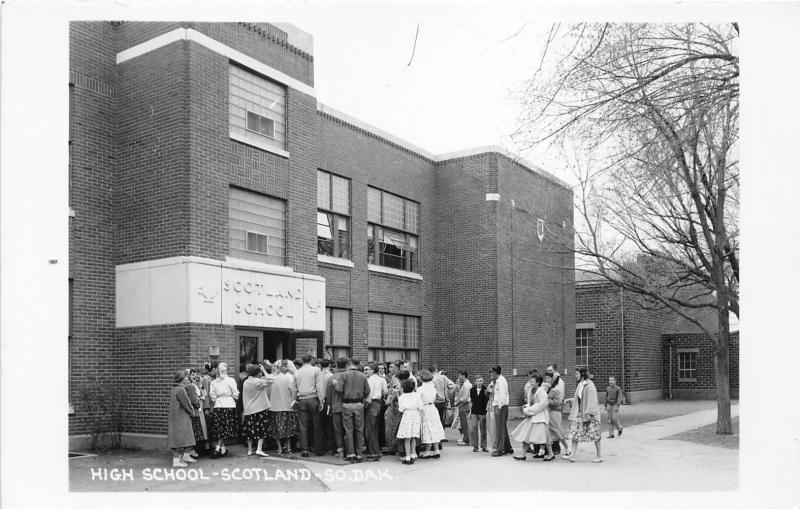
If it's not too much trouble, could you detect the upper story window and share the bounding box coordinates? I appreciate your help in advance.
[229,64,287,156]
[229,186,286,265]
[324,308,352,360]
[317,170,350,259]
[367,187,419,273]
[367,312,420,363]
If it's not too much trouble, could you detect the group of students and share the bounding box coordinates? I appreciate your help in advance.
[167,356,623,467]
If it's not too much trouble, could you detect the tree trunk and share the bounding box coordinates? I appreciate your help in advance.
[714,308,733,435]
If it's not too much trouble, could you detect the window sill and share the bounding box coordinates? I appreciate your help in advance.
[317,254,354,268]
[230,132,290,159]
[677,378,698,383]
[368,264,423,281]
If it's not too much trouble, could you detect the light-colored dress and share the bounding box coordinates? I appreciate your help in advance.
[418,381,446,444]
[396,391,422,438]
[511,386,550,445]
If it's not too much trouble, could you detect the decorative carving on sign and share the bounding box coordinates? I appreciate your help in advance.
[305,300,323,313]
[197,286,219,304]
[536,218,545,242]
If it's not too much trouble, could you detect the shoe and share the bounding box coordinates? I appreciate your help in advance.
[182,454,197,463]
[402,459,413,465]
[592,458,604,463]
[189,451,199,459]
[441,439,449,442]
[346,455,356,463]
[513,455,527,461]
[473,447,479,452]
[247,450,254,456]
[172,458,188,468]
[209,450,220,459]
[432,454,441,459]
[335,451,344,458]
[256,450,269,457]
[220,448,228,457]
[457,440,468,446]
[366,455,380,462]
[543,455,555,461]
[491,451,504,457]
[355,456,365,462]
[562,454,575,462]
[481,448,489,452]
[618,429,623,436]
[301,451,310,458]
[608,434,615,439]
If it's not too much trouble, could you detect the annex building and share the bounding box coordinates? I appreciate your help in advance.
[69,22,575,448]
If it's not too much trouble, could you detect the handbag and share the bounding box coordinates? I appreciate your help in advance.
[444,401,455,427]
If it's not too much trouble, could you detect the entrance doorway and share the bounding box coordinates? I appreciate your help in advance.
[237,329,325,366]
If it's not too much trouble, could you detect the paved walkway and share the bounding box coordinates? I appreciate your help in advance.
[69,402,738,491]
[301,402,740,491]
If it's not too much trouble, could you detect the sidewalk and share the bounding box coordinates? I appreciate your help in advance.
[69,401,738,492]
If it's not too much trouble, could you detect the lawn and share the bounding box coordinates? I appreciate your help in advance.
[660,415,739,449]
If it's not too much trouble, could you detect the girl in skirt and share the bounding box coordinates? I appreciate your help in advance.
[267,360,299,454]
[396,378,422,465]
[511,373,554,461]
[563,367,603,463]
[242,363,275,456]
[209,362,239,458]
[188,370,207,457]
[417,370,446,459]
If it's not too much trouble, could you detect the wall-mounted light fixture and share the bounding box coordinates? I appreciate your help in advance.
[209,345,220,357]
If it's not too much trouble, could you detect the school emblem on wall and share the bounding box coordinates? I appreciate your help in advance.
[536,218,545,241]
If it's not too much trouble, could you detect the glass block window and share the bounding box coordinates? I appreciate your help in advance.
[229,187,286,265]
[367,187,420,273]
[367,312,420,363]
[229,64,286,153]
[324,308,351,359]
[575,328,594,370]
[678,350,698,381]
[317,170,351,259]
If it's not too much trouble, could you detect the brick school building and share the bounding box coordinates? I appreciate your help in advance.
[68,21,575,448]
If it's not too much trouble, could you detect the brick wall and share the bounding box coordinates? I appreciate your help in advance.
[662,331,739,398]
[68,21,118,435]
[575,281,664,401]
[317,112,436,362]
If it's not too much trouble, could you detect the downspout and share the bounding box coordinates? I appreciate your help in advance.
[620,287,626,403]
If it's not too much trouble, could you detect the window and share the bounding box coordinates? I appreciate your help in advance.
[575,328,594,370]
[678,350,698,381]
[317,171,351,259]
[367,312,420,363]
[229,64,286,154]
[324,308,351,359]
[367,187,419,273]
[229,187,286,265]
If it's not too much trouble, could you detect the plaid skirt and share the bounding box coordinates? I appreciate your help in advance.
[242,410,269,440]
[567,418,602,442]
[211,408,239,440]
[268,410,299,439]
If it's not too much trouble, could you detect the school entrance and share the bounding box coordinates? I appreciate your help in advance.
[237,328,325,368]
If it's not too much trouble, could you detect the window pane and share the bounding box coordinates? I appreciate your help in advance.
[230,187,285,265]
[406,317,420,349]
[229,64,286,150]
[331,175,349,215]
[317,212,333,256]
[368,187,382,223]
[384,314,405,348]
[382,192,404,230]
[331,309,350,346]
[337,216,350,258]
[317,171,330,210]
[367,225,375,264]
[368,313,383,347]
[405,200,419,234]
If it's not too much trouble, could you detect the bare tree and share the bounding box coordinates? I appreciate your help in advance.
[514,23,739,434]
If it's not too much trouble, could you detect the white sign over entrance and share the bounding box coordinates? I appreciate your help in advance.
[116,256,326,331]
